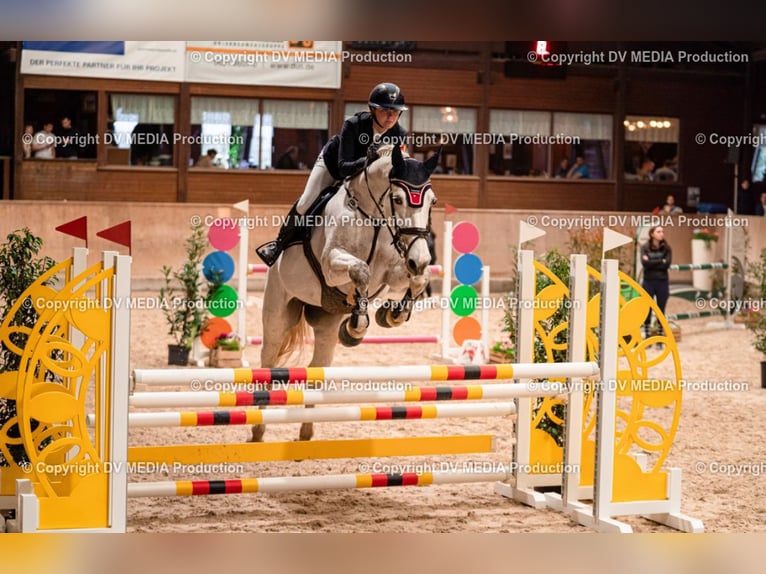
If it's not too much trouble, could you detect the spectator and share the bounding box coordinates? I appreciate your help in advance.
[566,155,589,179]
[195,149,218,168]
[275,146,301,170]
[22,124,34,159]
[658,194,682,215]
[737,178,752,214]
[32,122,56,159]
[654,159,677,182]
[56,116,79,159]
[554,157,569,178]
[756,192,766,216]
[636,159,656,181]
[640,226,671,342]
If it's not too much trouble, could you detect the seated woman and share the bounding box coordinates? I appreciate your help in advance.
[256,82,409,266]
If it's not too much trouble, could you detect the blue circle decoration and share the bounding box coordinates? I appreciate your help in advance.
[203,251,235,283]
[454,253,483,286]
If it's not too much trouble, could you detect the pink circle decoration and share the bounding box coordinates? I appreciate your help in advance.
[208,219,240,252]
[451,221,480,254]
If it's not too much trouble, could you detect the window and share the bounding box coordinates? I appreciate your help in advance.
[750,124,766,183]
[24,89,98,160]
[489,110,613,179]
[262,100,328,170]
[191,97,259,169]
[489,110,550,176]
[624,115,679,182]
[109,94,175,166]
[190,97,328,170]
[411,105,477,175]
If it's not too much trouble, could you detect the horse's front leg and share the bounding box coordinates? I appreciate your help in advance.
[376,267,430,328]
[324,247,371,346]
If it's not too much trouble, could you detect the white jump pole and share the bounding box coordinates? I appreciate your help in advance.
[89,401,516,428]
[127,469,512,498]
[440,220,453,360]
[132,361,599,386]
[129,381,570,409]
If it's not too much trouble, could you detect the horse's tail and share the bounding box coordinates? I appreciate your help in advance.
[275,309,310,367]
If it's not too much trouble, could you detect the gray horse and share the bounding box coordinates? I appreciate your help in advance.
[252,144,439,442]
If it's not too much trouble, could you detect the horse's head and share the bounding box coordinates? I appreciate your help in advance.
[364,144,439,278]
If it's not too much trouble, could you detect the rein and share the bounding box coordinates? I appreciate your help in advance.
[343,165,431,264]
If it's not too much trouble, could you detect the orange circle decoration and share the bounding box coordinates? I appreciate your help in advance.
[200,317,233,349]
[452,316,482,346]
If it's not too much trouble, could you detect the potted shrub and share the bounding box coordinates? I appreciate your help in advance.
[0,228,57,468]
[159,224,208,365]
[691,228,719,292]
[208,332,243,367]
[746,247,766,388]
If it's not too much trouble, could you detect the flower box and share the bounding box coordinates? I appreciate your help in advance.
[208,348,243,368]
[489,350,513,364]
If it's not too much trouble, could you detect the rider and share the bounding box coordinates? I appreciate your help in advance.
[256,82,409,266]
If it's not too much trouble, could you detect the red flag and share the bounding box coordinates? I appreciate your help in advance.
[444,203,458,215]
[96,221,131,254]
[55,216,88,244]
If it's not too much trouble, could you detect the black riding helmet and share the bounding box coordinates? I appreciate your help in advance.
[368,83,408,112]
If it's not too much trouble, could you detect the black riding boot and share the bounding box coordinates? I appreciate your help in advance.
[256,204,302,267]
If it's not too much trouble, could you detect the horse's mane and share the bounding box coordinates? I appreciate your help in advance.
[374,143,410,158]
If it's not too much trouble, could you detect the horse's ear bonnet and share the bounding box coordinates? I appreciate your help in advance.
[389,144,434,208]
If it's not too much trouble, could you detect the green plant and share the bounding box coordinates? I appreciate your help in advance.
[746,247,766,356]
[495,230,633,446]
[159,224,208,349]
[692,227,719,246]
[0,228,57,467]
[213,332,242,351]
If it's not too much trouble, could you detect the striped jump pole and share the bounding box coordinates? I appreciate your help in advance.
[129,381,569,409]
[91,402,516,428]
[245,334,440,346]
[668,262,727,272]
[665,310,723,321]
[127,468,511,498]
[132,361,599,386]
[248,263,444,275]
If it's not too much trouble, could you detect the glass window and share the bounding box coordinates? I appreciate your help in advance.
[109,94,175,166]
[411,105,477,175]
[489,110,551,176]
[624,115,679,182]
[191,96,260,169]
[190,97,328,170]
[488,110,613,179]
[344,102,367,119]
[752,124,766,183]
[24,89,98,160]
[262,100,328,170]
[553,112,612,180]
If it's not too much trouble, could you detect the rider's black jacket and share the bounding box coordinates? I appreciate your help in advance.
[321,111,408,181]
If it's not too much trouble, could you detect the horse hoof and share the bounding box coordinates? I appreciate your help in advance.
[250,425,265,443]
[338,318,364,347]
[375,305,394,328]
[298,422,314,442]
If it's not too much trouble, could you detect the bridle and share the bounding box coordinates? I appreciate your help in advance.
[343,162,433,265]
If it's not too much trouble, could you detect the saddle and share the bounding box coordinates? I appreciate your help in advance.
[294,183,385,315]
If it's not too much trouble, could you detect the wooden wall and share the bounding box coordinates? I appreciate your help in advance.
[10,44,754,212]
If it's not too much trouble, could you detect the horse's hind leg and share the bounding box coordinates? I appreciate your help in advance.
[300,308,344,441]
[251,281,304,443]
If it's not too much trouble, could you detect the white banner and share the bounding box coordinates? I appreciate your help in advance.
[184,41,342,88]
[21,41,185,81]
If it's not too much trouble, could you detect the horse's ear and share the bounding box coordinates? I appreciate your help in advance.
[392,144,405,173]
[424,146,442,175]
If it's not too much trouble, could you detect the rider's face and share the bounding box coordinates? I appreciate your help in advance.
[372,107,400,130]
